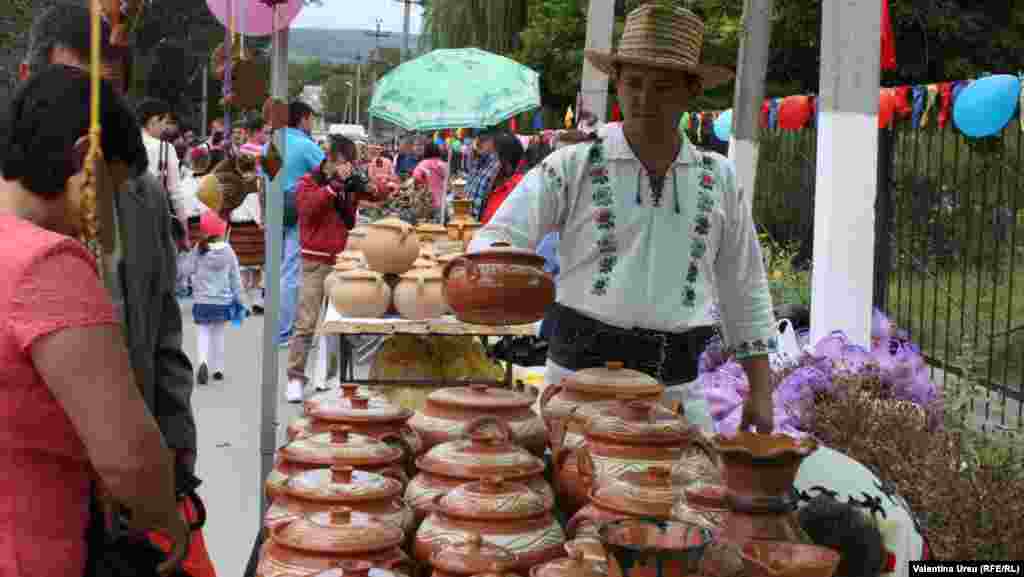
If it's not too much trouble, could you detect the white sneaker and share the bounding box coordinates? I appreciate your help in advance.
[286,380,304,403]
[317,376,340,392]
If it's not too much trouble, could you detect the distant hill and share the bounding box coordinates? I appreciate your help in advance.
[288,28,428,64]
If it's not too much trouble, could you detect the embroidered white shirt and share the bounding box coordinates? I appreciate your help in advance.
[142,131,184,219]
[469,123,777,358]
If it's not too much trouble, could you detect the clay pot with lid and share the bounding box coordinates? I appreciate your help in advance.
[264,465,415,535]
[337,250,366,267]
[414,476,566,573]
[291,391,422,463]
[405,417,554,523]
[450,198,472,218]
[393,268,447,320]
[442,242,554,326]
[257,508,412,577]
[411,256,438,270]
[408,384,546,456]
[328,269,393,318]
[266,430,408,500]
[348,227,369,252]
[363,217,420,274]
[309,561,402,577]
[529,542,606,577]
[428,533,521,577]
[416,223,449,246]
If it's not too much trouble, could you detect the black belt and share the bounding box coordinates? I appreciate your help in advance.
[546,302,717,386]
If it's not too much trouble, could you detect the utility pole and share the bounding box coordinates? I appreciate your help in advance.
[365,19,392,139]
[729,0,773,202]
[809,0,882,348]
[393,0,424,63]
[355,56,362,126]
[581,0,616,122]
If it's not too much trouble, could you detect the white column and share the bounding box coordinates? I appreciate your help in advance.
[581,0,615,122]
[809,0,881,347]
[728,0,773,201]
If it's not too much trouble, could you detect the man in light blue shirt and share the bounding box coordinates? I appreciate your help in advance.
[268,101,325,345]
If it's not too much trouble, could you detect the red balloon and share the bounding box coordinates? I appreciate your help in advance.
[777,96,812,130]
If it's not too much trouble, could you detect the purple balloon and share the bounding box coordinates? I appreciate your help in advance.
[206,0,304,37]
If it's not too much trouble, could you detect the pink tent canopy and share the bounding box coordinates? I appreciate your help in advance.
[205,0,304,37]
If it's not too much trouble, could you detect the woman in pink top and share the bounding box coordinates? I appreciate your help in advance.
[0,67,187,576]
[412,141,449,222]
[367,144,394,182]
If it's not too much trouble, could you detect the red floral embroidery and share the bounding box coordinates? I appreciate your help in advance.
[702,174,714,187]
[593,208,612,224]
[590,166,608,178]
[883,550,897,573]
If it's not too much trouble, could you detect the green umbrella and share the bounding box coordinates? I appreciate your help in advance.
[369,48,541,132]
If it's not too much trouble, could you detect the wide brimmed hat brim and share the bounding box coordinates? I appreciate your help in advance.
[585,49,735,90]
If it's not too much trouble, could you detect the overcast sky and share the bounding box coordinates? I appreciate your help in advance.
[291,1,424,33]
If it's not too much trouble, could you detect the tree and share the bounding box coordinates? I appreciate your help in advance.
[421,0,529,55]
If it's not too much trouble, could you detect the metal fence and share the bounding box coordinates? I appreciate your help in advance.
[749,119,1024,431]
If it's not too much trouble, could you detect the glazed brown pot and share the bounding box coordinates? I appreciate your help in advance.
[266,430,408,500]
[540,362,665,454]
[408,384,546,456]
[414,477,566,573]
[257,508,412,577]
[442,242,554,326]
[428,533,521,577]
[328,269,392,318]
[264,465,415,535]
[301,391,422,461]
[363,217,421,274]
[405,417,554,523]
[394,268,447,320]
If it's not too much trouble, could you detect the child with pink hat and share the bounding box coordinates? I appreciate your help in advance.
[180,210,246,384]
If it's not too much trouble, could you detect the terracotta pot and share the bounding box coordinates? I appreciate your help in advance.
[408,384,546,456]
[348,227,369,252]
[414,477,566,573]
[442,242,554,326]
[540,362,664,453]
[596,518,713,577]
[301,391,423,461]
[411,256,438,270]
[450,179,467,200]
[264,465,415,535]
[331,261,363,274]
[739,541,840,577]
[310,561,402,577]
[337,250,366,267]
[429,533,520,577]
[394,268,447,320]
[328,269,392,318]
[446,219,483,246]
[406,417,553,523]
[416,223,449,246]
[450,198,473,218]
[529,542,605,577]
[363,217,420,274]
[671,482,730,533]
[257,509,412,577]
[266,430,407,500]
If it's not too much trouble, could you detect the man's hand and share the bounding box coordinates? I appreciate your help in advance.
[739,356,774,433]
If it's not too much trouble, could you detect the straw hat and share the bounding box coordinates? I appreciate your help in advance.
[585,2,734,89]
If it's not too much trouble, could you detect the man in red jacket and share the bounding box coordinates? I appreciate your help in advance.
[286,135,394,402]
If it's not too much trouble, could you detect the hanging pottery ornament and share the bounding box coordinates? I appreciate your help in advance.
[713,109,733,141]
[205,0,304,37]
[953,74,1021,138]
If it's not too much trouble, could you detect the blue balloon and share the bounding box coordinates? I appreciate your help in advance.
[713,109,733,142]
[953,75,1021,138]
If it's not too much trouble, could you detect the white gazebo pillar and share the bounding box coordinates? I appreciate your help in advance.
[728,0,773,201]
[581,0,615,122]
[809,0,882,347]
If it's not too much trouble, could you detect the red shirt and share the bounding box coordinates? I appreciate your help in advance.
[295,173,359,263]
[0,215,120,576]
[481,172,525,225]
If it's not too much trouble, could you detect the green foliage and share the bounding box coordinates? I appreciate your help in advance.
[759,232,811,308]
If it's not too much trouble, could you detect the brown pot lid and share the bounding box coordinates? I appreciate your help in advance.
[279,430,402,467]
[428,384,533,411]
[306,393,412,424]
[282,465,402,503]
[415,432,544,480]
[562,361,663,396]
[272,508,402,555]
[399,267,443,281]
[530,543,605,577]
[338,268,385,281]
[584,400,691,445]
[590,467,677,518]
[438,477,549,521]
[429,533,518,575]
[416,223,448,233]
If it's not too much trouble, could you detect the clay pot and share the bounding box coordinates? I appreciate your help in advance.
[414,477,566,573]
[363,217,420,274]
[450,198,473,218]
[739,541,841,577]
[408,384,545,456]
[411,256,438,270]
[257,508,412,577]
[328,269,392,318]
[266,430,408,500]
[300,391,423,462]
[405,417,553,523]
[310,561,402,577]
[428,533,520,577]
[348,227,369,252]
[264,465,415,535]
[393,268,447,320]
[416,223,449,246]
[529,542,605,577]
[671,482,730,533]
[446,219,483,246]
[442,242,554,326]
[337,250,366,268]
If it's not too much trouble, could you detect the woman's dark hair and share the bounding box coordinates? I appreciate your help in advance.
[329,135,356,162]
[288,100,315,128]
[422,140,442,160]
[24,5,110,78]
[493,132,524,172]
[0,65,147,198]
[136,98,171,129]
[798,494,886,577]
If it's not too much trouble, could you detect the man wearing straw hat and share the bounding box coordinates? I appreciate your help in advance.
[470,2,777,433]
